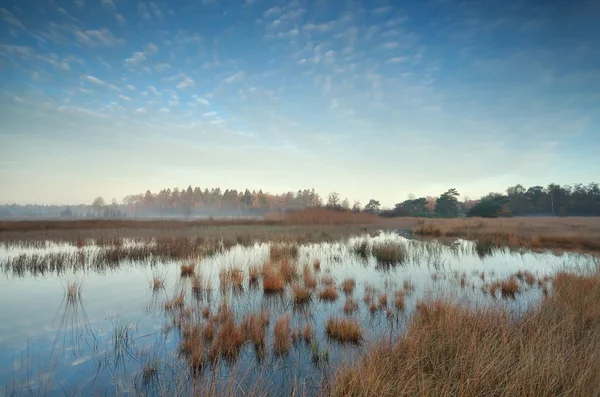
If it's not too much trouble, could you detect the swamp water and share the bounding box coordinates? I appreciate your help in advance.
[0,232,596,396]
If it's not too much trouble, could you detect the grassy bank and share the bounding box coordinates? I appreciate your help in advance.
[328,268,600,396]
[412,217,600,252]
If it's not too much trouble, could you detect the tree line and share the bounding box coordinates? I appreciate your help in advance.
[1,182,598,219]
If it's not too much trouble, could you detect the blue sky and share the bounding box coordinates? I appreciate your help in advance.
[0,0,598,206]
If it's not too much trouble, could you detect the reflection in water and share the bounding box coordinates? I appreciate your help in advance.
[1,232,597,396]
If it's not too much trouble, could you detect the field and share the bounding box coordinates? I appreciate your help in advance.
[0,211,599,396]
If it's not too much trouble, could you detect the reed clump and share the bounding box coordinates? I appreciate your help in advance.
[180,263,195,277]
[292,285,312,304]
[342,278,356,295]
[319,287,339,301]
[325,317,363,343]
[274,315,291,354]
[372,241,407,264]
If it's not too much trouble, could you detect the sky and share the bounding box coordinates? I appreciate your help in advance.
[0,0,598,206]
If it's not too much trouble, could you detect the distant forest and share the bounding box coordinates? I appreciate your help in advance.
[1,183,599,219]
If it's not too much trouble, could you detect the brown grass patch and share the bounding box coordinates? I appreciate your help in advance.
[330,269,600,396]
[219,267,244,289]
[303,265,317,288]
[319,287,339,301]
[378,293,388,307]
[292,285,312,304]
[321,274,336,287]
[394,290,405,311]
[262,263,285,293]
[325,317,363,343]
[344,298,359,314]
[180,263,195,277]
[413,217,600,252]
[342,278,356,295]
[270,244,298,262]
[274,315,291,354]
[313,259,321,271]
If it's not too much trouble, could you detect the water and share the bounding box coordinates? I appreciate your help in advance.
[0,232,595,396]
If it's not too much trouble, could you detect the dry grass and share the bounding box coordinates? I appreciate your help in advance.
[394,290,405,311]
[270,244,298,262]
[240,312,270,350]
[274,315,291,354]
[319,287,339,301]
[266,208,379,225]
[330,269,600,396]
[280,258,299,283]
[325,317,363,343]
[209,315,246,361]
[164,293,185,310]
[378,293,388,307]
[292,285,312,304]
[180,263,195,277]
[219,267,244,289]
[342,278,356,295]
[248,265,260,285]
[524,271,537,286]
[413,217,600,252]
[321,275,336,287]
[344,298,359,314]
[262,263,285,293]
[151,276,165,291]
[65,280,82,303]
[313,259,321,271]
[372,241,407,264]
[303,265,317,288]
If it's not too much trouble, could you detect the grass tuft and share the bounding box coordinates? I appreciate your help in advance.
[325,317,363,343]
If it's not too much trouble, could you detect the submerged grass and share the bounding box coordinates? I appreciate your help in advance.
[372,241,407,264]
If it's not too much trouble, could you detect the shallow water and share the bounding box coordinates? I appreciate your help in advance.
[0,232,595,396]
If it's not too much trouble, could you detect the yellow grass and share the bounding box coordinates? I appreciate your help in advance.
[330,269,600,396]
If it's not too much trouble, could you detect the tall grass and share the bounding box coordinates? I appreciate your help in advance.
[274,315,291,354]
[372,241,407,264]
[329,269,600,396]
[325,318,363,343]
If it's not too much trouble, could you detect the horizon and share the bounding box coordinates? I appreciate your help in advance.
[1,0,598,207]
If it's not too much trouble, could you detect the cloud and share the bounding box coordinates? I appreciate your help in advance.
[176,77,195,90]
[116,14,126,24]
[138,2,151,19]
[379,41,399,50]
[154,62,171,72]
[83,74,120,91]
[145,43,158,53]
[196,97,210,106]
[75,28,124,46]
[0,44,70,70]
[373,6,393,15]
[124,51,146,66]
[101,0,115,9]
[223,71,245,84]
[387,57,407,63]
[245,0,260,5]
[281,9,306,20]
[127,84,136,90]
[303,21,336,33]
[117,94,132,101]
[149,2,163,19]
[264,7,281,18]
[203,111,217,117]
[1,8,25,29]
[276,29,299,39]
[75,0,84,8]
[147,85,161,96]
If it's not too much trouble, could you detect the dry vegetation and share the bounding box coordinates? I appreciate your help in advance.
[325,318,363,343]
[413,217,600,252]
[342,278,356,295]
[266,208,379,225]
[274,315,291,354]
[319,287,339,302]
[329,269,600,396]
